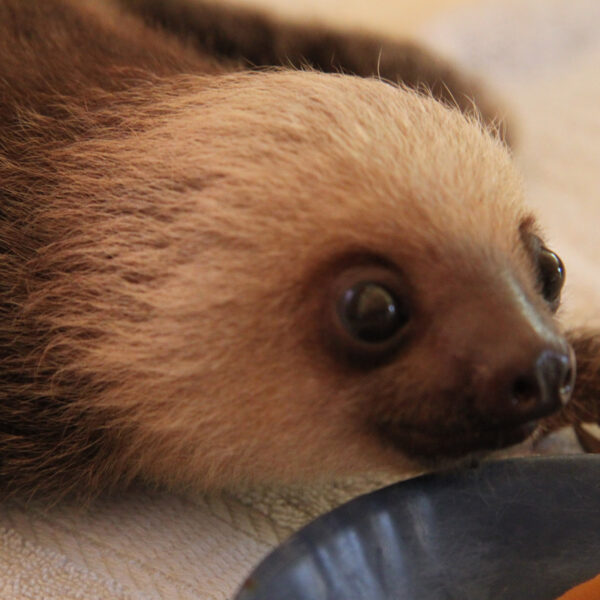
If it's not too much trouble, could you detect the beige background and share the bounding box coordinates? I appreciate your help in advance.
[235,0,478,35]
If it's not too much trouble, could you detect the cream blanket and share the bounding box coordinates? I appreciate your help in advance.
[1,0,599,598]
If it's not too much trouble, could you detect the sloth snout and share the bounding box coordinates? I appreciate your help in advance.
[482,343,576,427]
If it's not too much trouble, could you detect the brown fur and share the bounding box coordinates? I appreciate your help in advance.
[0,0,596,500]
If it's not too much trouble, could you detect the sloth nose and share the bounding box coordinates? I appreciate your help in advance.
[483,344,576,426]
[509,347,575,418]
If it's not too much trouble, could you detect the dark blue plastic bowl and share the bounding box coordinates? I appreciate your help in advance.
[235,456,600,600]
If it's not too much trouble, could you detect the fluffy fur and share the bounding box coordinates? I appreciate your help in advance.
[0,0,596,500]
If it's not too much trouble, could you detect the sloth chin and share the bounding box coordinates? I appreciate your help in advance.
[378,420,539,464]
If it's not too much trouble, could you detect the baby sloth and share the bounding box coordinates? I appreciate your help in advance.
[0,0,591,500]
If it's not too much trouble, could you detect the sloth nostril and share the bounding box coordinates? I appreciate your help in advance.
[511,374,539,410]
[536,348,575,411]
[559,365,575,405]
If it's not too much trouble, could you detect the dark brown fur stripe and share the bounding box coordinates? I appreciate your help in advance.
[119,0,509,139]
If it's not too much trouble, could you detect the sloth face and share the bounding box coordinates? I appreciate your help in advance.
[320,231,573,461]
[30,72,575,493]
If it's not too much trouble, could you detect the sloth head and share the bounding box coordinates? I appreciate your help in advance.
[15,70,574,495]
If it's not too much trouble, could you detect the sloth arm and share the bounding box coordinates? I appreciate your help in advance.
[118,0,506,133]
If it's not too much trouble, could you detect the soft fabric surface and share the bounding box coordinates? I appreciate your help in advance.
[1,0,598,598]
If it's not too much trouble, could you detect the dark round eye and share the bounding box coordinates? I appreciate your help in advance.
[538,246,565,307]
[338,282,409,343]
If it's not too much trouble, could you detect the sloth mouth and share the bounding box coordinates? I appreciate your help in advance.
[379,420,538,460]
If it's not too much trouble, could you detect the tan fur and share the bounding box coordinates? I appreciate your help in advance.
[0,0,594,499]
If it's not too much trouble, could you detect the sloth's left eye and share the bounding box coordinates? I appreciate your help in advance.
[538,246,565,308]
[327,264,412,363]
[339,282,409,344]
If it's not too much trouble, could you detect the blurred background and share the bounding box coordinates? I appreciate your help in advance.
[233,0,475,34]
[237,0,600,329]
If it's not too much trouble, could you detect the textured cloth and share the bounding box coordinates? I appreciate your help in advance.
[1,0,599,598]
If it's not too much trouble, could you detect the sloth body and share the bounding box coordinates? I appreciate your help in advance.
[0,0,595,499]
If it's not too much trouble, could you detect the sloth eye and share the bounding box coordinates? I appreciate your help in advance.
[338,282,409,343]
[328,264,412,364]
[537,246,565,307]
[521,230,566,311]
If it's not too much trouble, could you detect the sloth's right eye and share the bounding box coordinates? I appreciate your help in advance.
[338,282,409,343]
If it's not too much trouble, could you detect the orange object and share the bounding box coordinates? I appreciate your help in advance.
[557,574,600,599]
